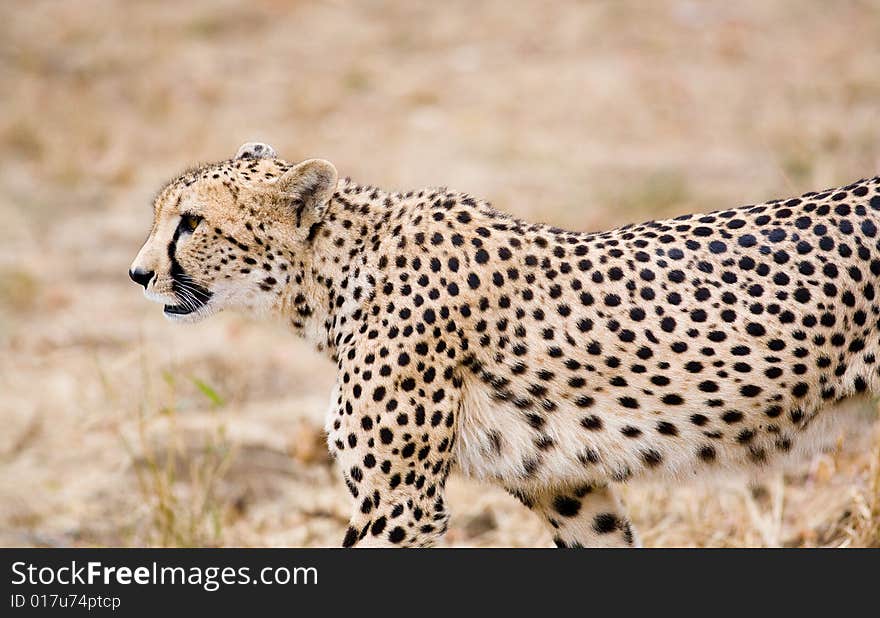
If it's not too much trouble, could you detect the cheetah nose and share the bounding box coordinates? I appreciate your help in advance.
[129,268,154,289]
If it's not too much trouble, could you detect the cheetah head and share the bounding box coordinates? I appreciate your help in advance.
[129,142,338,323]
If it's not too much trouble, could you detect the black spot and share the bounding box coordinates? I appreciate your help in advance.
[621,425,642,438]
[722,410,744,424]
[370,516,387,536]
[593,513,620,534]
[746,323,766,337]
[657,421,678,436]
[698,380,718,393]
[793,287,811,303]
[553,496,581,517]
[388,526,406,544]
[342,526,359,547]
[740,385,762,397]
[581,415,603,431]
[641,449,663,467]
[619,397,639,409]
[690,414,708,426]
[698,445,716,462]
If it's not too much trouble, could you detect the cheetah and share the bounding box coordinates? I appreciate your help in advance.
[130,142,880,547]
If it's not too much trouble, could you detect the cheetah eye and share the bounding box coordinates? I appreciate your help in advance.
[179,214,202,234]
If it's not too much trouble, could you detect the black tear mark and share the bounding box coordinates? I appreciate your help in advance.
[168,226,213,307]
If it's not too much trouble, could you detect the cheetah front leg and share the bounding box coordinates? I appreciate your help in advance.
[326,356,459,548]
[515,484,639,548]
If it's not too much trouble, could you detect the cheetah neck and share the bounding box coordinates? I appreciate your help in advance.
[275,179,399,358]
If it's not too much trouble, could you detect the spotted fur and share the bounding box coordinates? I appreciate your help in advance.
[130,142,880,547]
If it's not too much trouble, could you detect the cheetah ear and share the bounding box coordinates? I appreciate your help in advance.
[274,159,338,221]
[234,141,277,160]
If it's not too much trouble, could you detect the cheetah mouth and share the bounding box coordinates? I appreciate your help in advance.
[164,276,213,317]
[163,302,206,316]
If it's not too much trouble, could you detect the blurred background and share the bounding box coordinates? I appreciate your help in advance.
[1,0,878,547]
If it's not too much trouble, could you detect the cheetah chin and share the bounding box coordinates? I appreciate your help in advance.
[130,140,880,547]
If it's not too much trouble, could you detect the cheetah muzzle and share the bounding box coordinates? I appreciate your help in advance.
[129,141,880,547]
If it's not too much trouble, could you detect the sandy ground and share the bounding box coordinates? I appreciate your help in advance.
[0,0,878,547]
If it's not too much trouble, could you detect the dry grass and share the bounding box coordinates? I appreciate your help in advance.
[122,363,236,547]
[1,0,879,547]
